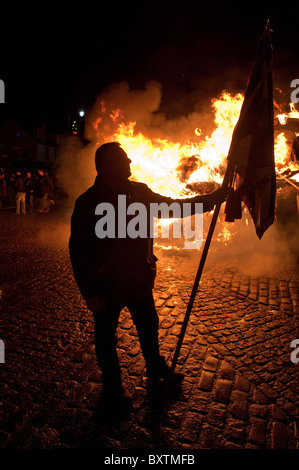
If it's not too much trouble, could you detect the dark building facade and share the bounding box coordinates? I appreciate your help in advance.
[0,120,59,172]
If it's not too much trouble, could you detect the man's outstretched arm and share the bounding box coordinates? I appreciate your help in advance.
[137,183,227,215]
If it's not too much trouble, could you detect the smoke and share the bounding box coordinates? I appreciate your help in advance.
[84,79,218,143]
[56,136,97,205]
[57,80,219,203]
[57,80,167,204]
[84,81,162,142]
[205,190,299,278]
[155,199,299,280]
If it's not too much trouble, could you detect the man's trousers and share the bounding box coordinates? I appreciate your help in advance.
[93,292,167,394]
[15,192,26,214]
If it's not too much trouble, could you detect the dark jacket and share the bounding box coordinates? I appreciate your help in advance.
[69,176,217,301]
[37,174,50,196]
[14,174,26,193]
[25,176,35,194]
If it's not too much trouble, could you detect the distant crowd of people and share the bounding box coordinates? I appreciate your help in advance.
[0,168,55,215]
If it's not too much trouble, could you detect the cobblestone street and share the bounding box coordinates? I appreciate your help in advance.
[0,205,298,451]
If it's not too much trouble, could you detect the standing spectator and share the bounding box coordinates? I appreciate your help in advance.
[37,169,50,213]
[25,171,35,213]
[14,170,27,215]
[44,170,55,208]
[0,168,7,208]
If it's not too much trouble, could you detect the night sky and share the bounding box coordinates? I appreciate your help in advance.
[1,1,298,133]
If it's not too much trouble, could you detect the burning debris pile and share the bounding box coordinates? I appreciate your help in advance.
[88,85,244,197]
[85,82,299,197]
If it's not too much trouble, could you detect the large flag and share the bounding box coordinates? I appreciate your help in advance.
[224,25,276,239]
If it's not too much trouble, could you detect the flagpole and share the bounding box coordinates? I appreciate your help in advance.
[158,162,233,415]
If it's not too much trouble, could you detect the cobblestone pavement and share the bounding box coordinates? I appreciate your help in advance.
[0,206,298,451]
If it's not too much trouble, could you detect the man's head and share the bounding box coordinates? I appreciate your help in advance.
[95,142,131,181]
[38,169,44,176]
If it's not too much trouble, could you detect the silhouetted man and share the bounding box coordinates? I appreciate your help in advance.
[25,171,35,213]
[69,142,226,412]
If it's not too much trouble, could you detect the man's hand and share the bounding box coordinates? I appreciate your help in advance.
[86,296,107,312]
[212,187,229,205]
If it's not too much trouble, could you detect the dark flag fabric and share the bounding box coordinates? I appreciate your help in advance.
[224,27,276,239]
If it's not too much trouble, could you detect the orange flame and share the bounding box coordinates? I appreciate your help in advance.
[90,90,298,247]
[93,91,244,197]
